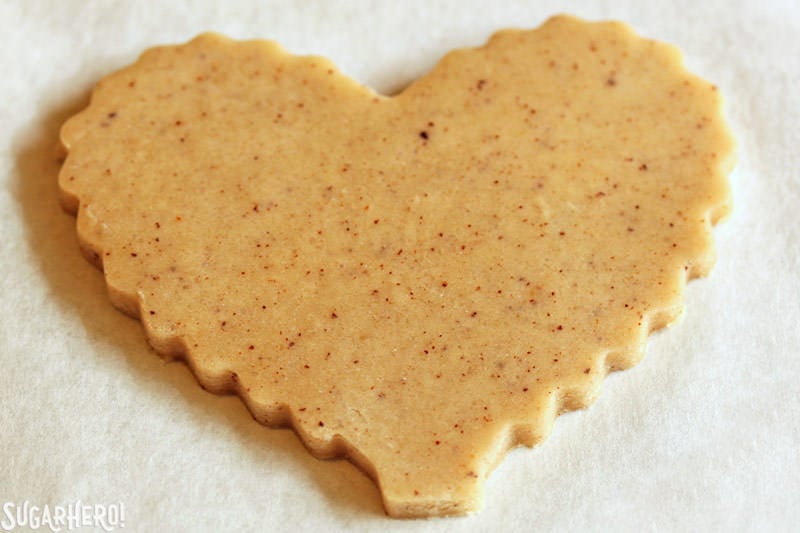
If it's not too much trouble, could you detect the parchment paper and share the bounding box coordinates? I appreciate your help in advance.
[2,1,798,531]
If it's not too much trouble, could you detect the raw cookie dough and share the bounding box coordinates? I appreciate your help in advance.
[59,15,734,517]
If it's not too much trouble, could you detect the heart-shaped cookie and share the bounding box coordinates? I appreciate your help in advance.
[58,15,734,517]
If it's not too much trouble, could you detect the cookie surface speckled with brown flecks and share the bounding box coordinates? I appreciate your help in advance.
[58,15,734,517]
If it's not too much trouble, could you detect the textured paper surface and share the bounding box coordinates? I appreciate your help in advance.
[2,1,798,531]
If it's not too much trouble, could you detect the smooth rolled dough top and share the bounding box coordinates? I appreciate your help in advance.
[59,15,734,517]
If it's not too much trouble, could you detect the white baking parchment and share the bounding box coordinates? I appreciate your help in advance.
[2,1,798,531]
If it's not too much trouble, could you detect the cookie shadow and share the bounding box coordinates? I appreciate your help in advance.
[11,82,384,519]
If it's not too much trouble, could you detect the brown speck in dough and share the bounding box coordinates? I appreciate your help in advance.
[57,15,734,519]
